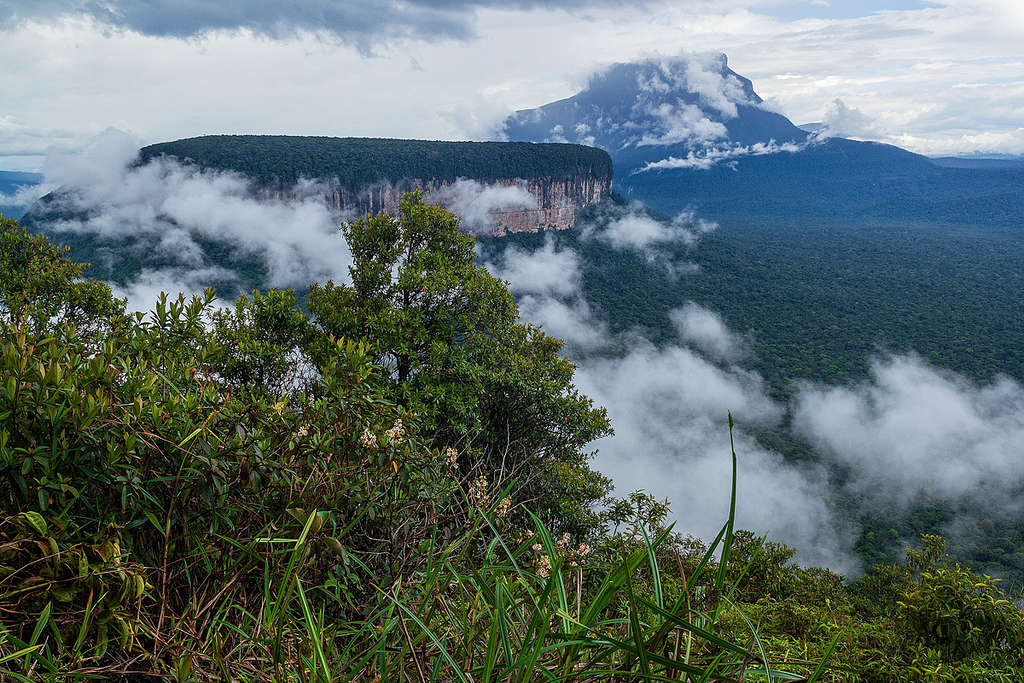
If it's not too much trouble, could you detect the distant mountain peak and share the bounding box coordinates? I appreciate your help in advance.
[504,54,807,167]
[500,55,977,222]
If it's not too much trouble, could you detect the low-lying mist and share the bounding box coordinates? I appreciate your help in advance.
[484,205,858,573]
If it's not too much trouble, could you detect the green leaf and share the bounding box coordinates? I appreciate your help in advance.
[19,511,47,536]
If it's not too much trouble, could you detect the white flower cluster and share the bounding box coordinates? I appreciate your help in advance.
[444,447,458,471]
[468,475,489,508]
[359,428,377,449]
[572,543,592,567]
[528,532,594,574]
[385,419,405,442]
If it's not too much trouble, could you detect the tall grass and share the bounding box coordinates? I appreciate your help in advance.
[2,417,838,681]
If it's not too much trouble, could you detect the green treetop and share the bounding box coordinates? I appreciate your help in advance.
[0,214,124,336]
[309,192,612,535]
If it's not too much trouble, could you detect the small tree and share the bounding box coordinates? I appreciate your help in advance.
[0,214,123,335]
[309,192,612,534]
[897,535,1024,661]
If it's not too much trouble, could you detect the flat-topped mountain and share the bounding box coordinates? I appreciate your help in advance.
[139,136,613,235]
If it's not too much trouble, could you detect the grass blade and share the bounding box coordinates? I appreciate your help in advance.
[807,633,842,683]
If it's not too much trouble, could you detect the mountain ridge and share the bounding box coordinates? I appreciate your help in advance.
[503,55,1024,224]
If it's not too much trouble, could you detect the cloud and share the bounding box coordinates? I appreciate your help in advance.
[636,102,729,146]
[889,128,1024,157]
[3,3,1023,161]
[0,115,87,159]
[488,235,581,298]
[576,339,854,573]
[112,266,238,313]
[484,235,610,351]
[592,212,678,250]
[518,295,609,351]
[43,128,140,187]
[822,98,879,139]
[0,181,54,209]
[634,53,755,119]
[793,354,1024,507]
[546,124,569,143]
[0,0,646,48]
[624,54,760,147]
[502,53,765,154]
[482,216,853,573]
[636,139,809,171]
[589,207,717,250]
[680,53,755,119]
[30,129,354,300]
[434,178,537,234]
[564,204,719,281]
[670,302,749,362]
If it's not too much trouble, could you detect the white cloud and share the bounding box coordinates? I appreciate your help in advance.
[588,206,718,251]
[794,354,1024,505]
[43,128,140,187]
[483,235,610,351]
[576,340,855,573]
[597,212,678,249]
[636,139,809,171]
[822,98,879,139]
[487,235,581,297]
[636,102,729,146]
[634,53,754,120]
[518,294,610,350]
[0,114,90,160]
[2,2,1022,166]
[0,181,54,208]
[112,266,236,313]
[681,53,753,119]
[670,302,749,362]
[889,127,1024,156]
[434,178,537,233]
[483,219,854,573]
[32,129,354,296]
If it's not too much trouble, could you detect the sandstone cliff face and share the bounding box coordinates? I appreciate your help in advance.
[262,173,611,236]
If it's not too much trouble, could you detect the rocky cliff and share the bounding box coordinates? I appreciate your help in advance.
[140,136,613,235]
[259,174,608,236]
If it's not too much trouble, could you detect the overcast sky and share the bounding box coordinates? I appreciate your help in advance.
[1,0,1022,170]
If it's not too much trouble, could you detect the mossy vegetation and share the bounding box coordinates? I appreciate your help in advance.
[1,205,1023,681]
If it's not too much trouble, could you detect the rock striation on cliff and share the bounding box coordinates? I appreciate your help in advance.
[259,174,607,236]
